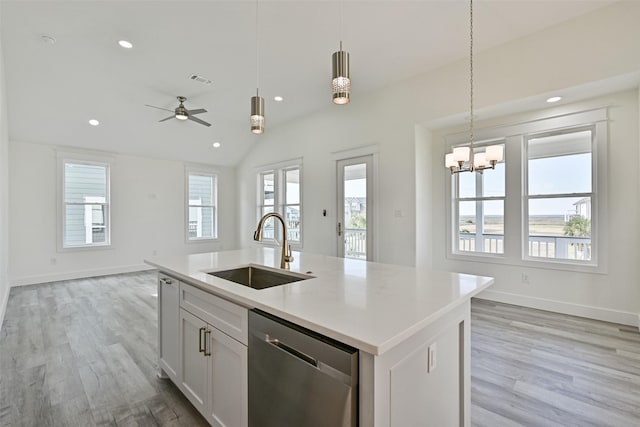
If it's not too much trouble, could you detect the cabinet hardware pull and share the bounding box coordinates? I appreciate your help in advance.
[337,222,342,237]
[266,338,318,367]
[160,278,172,285]
[204,330,211,356]
[199,327,205,353]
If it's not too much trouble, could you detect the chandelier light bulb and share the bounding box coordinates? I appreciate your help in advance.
[453,147,470,163]
[485,145,504,162]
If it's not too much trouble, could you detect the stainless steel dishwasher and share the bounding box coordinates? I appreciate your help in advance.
[249,309,358,427]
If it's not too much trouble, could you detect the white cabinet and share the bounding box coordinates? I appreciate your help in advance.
[178,283,248,427]
[158,273,180,382]
[180,308,209,414]
[206,325,248,427]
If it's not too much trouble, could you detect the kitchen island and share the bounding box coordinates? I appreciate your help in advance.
[146,247,494,427]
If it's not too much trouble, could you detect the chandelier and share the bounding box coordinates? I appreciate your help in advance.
[445,0,503,173]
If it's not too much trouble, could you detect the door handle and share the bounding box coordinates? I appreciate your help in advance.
[204,330,211,356]
[337,222,342,237]
[199,327,205,353]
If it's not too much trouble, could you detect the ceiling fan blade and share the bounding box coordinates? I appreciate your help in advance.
[145,104,174,113]
[188,115,211,127]
[159,115,175,122]
[188,108,207,115]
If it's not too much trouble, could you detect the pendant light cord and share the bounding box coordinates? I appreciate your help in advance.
[338,0,345,48]
[255,0,260,94]
[469,0,474,152]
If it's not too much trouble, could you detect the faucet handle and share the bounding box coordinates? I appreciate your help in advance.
[284,244,294,263]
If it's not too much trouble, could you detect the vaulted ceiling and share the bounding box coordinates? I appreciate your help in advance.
[1,0,617,166]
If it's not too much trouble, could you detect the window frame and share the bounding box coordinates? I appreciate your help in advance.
[452,140,506,257]
[185,167,218,242]
[522,126,597,267]
[57,152,113,251]
[255,158,303,249]
[445,108,608,273]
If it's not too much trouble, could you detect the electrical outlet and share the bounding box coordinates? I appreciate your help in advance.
[50,257,57,265]
[427,342,437,373]
[152,249,158,256]
[521,273,529,284]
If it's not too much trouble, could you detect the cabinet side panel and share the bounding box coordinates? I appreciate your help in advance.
[159,274,180,381]
[389,322,461,426]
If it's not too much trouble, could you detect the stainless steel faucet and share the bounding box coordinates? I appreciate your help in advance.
[254,212,294,269]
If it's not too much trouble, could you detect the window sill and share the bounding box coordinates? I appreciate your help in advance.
[447,251,607,275]
[255,240,303,251]
[186,237,219,244]
[59,243,113,253]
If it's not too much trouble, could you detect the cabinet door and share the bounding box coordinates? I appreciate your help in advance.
[207,327,248,427]
[180,308,209,414]
[159,274,180,381]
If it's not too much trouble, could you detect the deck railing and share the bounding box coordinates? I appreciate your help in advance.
[344,228,366,260]
[458,233,591,260]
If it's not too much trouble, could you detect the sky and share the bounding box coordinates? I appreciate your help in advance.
[459,153,591,217]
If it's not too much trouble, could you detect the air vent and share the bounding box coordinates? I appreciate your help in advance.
[189,74,212,85]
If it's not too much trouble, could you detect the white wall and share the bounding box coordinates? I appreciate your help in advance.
[428,90,640,326]
[9,142,238,286]
[0,2,10,324]
[237,85,418,265]
[236,2,640,323]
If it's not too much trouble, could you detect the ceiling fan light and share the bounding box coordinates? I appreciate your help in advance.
[250,95,265,134]
[175,106,188,120]
[332,49,350,104]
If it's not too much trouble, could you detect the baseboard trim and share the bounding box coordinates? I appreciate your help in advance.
[0,283,9,331]
[9,264,155,287]
[476,289,639,328]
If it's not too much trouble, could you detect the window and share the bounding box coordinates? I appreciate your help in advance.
[524,129,593,262]
[187,170,217,241]
[62,161,110,248]
[453,143,505,255]
[446,108,607,271]
[257,161,302,246]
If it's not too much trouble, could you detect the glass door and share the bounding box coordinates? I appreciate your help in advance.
[337,155,373,260]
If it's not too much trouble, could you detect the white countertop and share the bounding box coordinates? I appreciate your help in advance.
[145,247,494,355]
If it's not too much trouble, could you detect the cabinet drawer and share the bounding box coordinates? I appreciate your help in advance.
[180,282,248,345]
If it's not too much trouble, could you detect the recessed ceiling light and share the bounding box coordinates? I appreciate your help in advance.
[212,142,221,148]
[89,119,100,126]
[118,40,133,49]
[274,96,284,102]
[546,96,562,103]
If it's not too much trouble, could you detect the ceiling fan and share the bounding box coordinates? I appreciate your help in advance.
[145,96,211,127]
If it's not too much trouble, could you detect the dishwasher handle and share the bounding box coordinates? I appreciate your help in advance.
[266,337,318,368]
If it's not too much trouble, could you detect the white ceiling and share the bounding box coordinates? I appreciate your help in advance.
[1,0,617,166]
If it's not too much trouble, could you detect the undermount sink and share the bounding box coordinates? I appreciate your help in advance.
[207,265,313,290]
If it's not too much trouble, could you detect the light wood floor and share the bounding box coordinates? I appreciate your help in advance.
[471,299,640,427]
[1,272,639,426]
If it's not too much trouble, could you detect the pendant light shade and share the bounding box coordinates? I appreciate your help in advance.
[250,94,264,134]
[332,44,350,104]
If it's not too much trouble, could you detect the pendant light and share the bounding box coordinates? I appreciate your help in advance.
[445,0,503,173]
[332,0,350,104]
[250,0,265,134]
